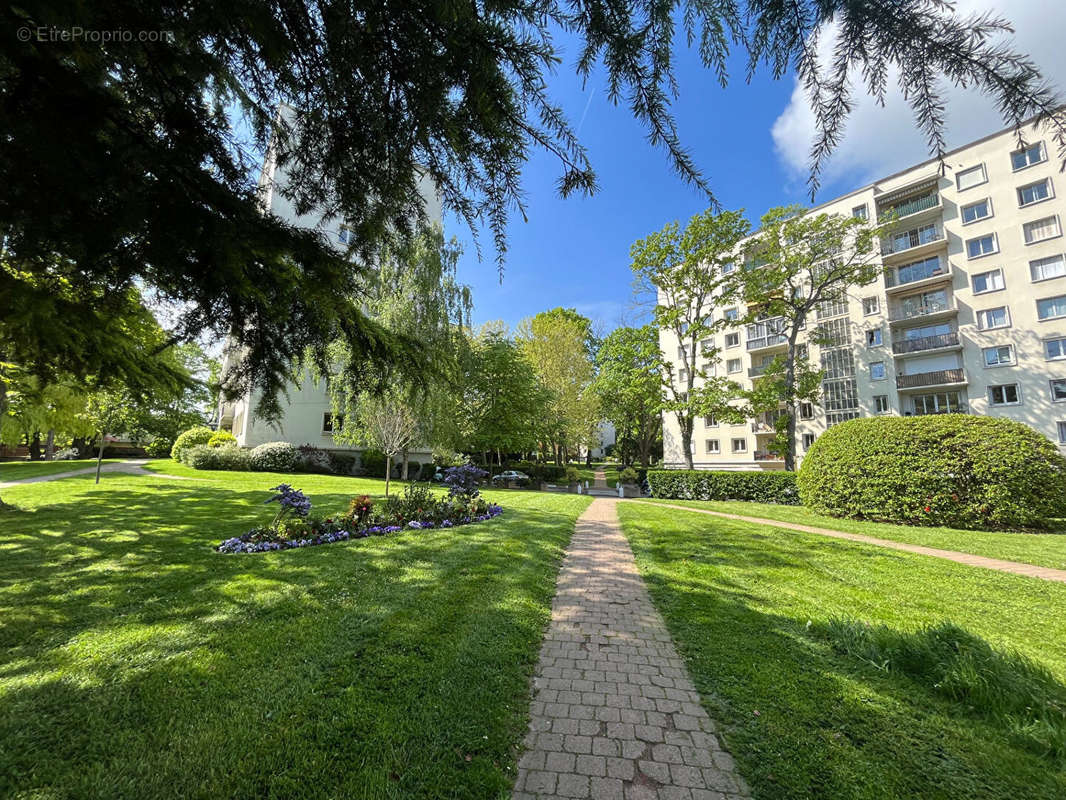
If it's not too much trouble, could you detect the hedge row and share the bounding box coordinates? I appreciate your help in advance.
[647,470,799,504]
[798,415,1066,530]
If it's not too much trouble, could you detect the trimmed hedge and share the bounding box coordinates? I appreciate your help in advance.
[648,469,799,504]
[797,415,1066,530]
[171,426,213,462]
[207,430,237,448]
[249,441,300,472]
[185,444,251,471]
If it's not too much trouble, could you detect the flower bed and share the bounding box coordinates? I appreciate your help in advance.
[216,471,503,554]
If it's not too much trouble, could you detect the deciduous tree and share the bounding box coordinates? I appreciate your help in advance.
[594,325,662,468]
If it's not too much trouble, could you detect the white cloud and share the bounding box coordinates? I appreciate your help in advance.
[771,0,1066,195]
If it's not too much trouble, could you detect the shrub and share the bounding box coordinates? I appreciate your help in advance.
[442,464,487,498]
[619,467,639,484]
[207,430,237,448]
[418,462,437,481]
[328,452,356,476]
[249,441,300,472]
[647,469,799,504]
[798,415,1066,530]
[406,460,420,479]
[360,448,386,477]
[564,466,581,484]
[297,443,332,473]
[171,426,213,462]
[184,444,251,471]
[145,439,173,458]
[343,495,375,527]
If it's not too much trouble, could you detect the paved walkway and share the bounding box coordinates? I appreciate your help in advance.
[592,469,609,490]
[636,501,1066,584]
[514,498,749,800]
[0,460,190,488]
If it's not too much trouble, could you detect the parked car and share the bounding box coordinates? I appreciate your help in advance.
[491,470,530,486]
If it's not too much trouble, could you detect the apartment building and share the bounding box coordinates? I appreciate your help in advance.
[661,117,1066,469]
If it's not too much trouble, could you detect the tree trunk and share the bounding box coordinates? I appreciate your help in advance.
[95,431,106,484]
[45,429,55,460]
[401,449,409,481]
[384,454,392,496]
[783,328,802,472]
[677,413,694,469]
[29,432,41,461]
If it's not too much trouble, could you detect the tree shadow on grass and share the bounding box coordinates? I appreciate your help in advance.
[0,482,587,799]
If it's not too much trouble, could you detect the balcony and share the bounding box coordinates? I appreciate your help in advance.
[891,331,961,355]
[888,298,957,325]
[884,259,951,293]
[748,365,770,378]
[877,190,941,223]
[895,368,967,390]
[751,421,774,433]
[881,226,946,263]
[753,450,783,461]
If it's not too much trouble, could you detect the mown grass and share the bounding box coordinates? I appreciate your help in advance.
[0,459,120,482]
[617,502,1066,799]
[0,465,590,799]
[639,498,1066,570]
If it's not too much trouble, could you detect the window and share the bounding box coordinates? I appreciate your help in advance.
[1011,141,1046,171]
[982,344,1015,367]
[1046,337,1066,360]
[895,255,945,286]
[1024,215,1062,245]
[852,204,868,220]
[724,307,739,321]
[1031,254,1066,282]
[1059,421,1066,443]
[866,328,883,347]
[874,395,890,413]
[726,358,742,374]
[677,346,687,360]
[725,332,740,348]
[705,439,720,454]
[1018,178,1053,207]
[677,369,688,384]
[971,268,1004,294]
[701,361,716,376]
[961,198,992,224]
[862,297,879,315]
[802,433,816,450]
[322,412,345,433]
[799,402,814,420]
[700,338,715,354]
[1051,380,1066,403]
[731,438,747,453]
[966,233,998,259]
[911,392,964,415]
[977,306,1010,329]
[1037,294,1066,321]
[817,296,849,319]
[704,416,718,427]
[338,226,353,244]
[956,164,987,191]
[988,384,1020,406]
[870,361,886,380]
[722,262,735,274]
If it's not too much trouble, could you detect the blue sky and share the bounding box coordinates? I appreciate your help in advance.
[447,0,1064,334]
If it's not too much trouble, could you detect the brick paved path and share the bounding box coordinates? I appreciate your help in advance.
[514,498,749,800]
[637,501,1066,584]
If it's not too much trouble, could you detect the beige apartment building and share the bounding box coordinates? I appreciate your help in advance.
[661,117,1066,469]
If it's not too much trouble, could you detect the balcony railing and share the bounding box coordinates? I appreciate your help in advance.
[748,365,769,378]
[753,450,783,461]
[889,299,954,322]
[751,421,774,433]
[878,191,939,222]
[892,331,960,354]
[909,404,968,416]
[885,260,948,289]
[895,368,966,389]
[746,332,787,351]
[881,226,944,256]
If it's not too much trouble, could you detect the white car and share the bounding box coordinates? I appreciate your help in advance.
[492,470,530,485]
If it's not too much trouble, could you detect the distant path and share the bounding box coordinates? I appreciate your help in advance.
[0,460,191,488]
[592,469,609,490]
[631,500,1066,584]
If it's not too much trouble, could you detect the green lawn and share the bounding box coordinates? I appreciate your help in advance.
[0,458,120,482]
[617,502,1066,799]
[638,498,1066,570]
[573,462,620,487]
[0,465,591,799]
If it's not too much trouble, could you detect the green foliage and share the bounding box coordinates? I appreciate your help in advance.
[619,467,639,484]
[296,443,333,474]
[171,426,214,463]
[360,449,386,477]
[248,442,300,473]
[798,416,1066,530]
[184,444,251,472]
[565,466,581,484]
[207,431,237,448]
[648,469,799,504]
[594,325,662,467]
[513,462,568,483]
[327,453,356,476]
[145,439,173,459]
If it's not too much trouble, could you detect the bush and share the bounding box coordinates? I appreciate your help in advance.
[207,430,237,448]
[619,467,639,484]
[798,415,1066,530]
[418,462,437,481]
[328,452,356,476]
[185,444,251,471]
[648,469,799,504]
[442,464,487,498]
[513,462,568,483]
[406,460,420,479]
[360,448,386,477]
[249,441,300,473]
[564,466,581,483]
[171,426,213,462]
[297,443,332,473]
[145,439,173,458]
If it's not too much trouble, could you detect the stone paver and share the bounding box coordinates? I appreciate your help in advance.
[513,498,749,800]
[635,500,1066,584]
[0,460,191,488]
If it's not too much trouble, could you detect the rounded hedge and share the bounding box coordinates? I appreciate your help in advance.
[207,430,237,448]
[249,441,300,472]
[797,415,1066,530]
[185,444,251,471]
[171,426,214,463]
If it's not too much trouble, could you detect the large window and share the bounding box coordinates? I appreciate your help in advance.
[1037,294,1066,321]
[816,317,851,348]
[956,164,987,190]
[971,269,1004,294]
[1024,215,1062,245]
[821,348,855,379]
[817,296,849,319]
[1046,337,1066,361]
[1018,178,1053,207]
[911,392,964,415]
[961,198,992,224]
[966,233,998,259]
[982,344,1015,367]
[977,306,1010,330]
[1031,254,1066,282]
[988,384,1020,406]
[895,255,944,285]
[1011,141,1046,171]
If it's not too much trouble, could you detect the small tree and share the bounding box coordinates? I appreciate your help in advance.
[631,209,751,468]
[593,325,662,468]
[356,395,417,496]
[732,205,888,470]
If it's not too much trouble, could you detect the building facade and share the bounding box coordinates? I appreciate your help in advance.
[661,118,1066,469]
